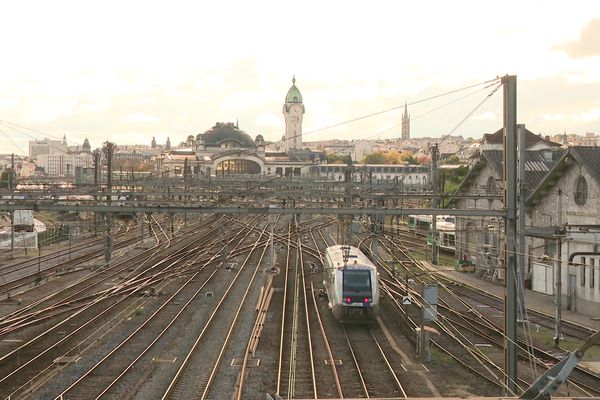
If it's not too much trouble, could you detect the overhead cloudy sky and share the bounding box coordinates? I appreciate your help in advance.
[1,0,599,154]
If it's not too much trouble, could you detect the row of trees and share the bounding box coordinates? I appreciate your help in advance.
[327,150,465,166]
[326,150,419,165]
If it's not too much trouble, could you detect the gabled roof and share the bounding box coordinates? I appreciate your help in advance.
[481,149,567,193]
[452,148,567,203]
[568,146,600,185]
[525,146,600,206]
[483,128,562,148]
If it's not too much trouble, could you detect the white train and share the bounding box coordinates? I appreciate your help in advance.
[323,245,380,322]
[407,214,456,253]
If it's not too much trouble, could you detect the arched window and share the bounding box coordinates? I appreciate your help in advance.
[486,176,496,193]
[574,175,588,206]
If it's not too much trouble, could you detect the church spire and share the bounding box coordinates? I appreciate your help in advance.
[401,101,410,140]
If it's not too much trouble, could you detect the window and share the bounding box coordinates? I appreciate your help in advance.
[342,270,372,303]
[591,259,596,289]
[574,175,588,205]
[581,257,586,286]
[486,176,496,193]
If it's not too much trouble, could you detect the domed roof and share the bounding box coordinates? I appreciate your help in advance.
[285,76,303,104]
[202,122,255,147]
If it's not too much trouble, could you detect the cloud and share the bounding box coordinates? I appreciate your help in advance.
[542,113,567,121]
[125,113,159,123]
[555,19,600,58]
[473,111,496,121]
[576,108,600,122]
[255,112,283,128]
[540,108,600,123]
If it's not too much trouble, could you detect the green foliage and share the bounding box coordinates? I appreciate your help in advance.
[404,155,418,165]
[0,170,9,189]
[445,155,461,164]
[362,152,386,164]
[326,153,347,164]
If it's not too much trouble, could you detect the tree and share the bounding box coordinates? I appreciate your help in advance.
[0,170,11,189]
[383,150,403,165]
[362,152,385,164]
[326,153,347,164]
[445,155,461,164]
[404,155,418,165]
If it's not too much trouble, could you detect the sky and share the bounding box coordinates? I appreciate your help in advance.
[0,0,599,155]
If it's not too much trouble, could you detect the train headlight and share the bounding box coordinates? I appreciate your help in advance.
[345,297,352,304]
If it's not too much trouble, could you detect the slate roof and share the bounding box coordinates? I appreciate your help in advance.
[452,148,567,201]
[481,149,567,194]
[568,146,600,185]
[200,122,255,148]
[483,128,562,148]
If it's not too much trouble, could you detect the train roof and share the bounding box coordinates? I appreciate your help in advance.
[325,245,375,270]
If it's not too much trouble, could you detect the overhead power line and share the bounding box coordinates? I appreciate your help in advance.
[301,77,501,138]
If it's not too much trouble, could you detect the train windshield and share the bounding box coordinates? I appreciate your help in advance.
[342,270,372,303]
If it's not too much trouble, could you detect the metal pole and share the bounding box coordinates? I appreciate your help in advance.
[37,238,42,282]
[431,144,439,265]
[103,142,115,265]
[554,188,563,346]
[10,153,15,258]
[502,74,518,394]
[517,124,527,320]
[68,225,72,262]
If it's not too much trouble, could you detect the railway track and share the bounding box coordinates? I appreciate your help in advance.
[160,219,270,399]
[49,216,264,399]
[0,215,238,398]
[371,234,600,398]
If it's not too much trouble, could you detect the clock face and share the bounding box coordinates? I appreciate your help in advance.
[292,106,301,115]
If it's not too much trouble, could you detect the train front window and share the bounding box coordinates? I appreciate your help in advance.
[342,270,372,303]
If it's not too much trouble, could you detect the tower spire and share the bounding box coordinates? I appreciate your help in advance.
[402,101,410,140]
[292,75,296,85]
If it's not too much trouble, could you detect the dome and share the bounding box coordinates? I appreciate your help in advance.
[202,122,255,148]
[285,76,303,104]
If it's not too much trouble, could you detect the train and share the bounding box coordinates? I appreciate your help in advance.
[323,245,380,322]
[407,214,456,253]
[13,210,35,232]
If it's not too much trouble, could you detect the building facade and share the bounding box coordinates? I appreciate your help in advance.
[29,137,68,159]
[37,153,94,176]
[453,135,600,317]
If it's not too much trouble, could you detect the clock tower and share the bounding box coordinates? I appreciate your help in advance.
[282,76,304,154]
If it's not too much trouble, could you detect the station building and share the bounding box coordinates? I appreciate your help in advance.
[453,128,600,316]
[157,78,428,185]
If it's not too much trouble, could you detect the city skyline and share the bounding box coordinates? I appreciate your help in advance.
[0,1,599,154]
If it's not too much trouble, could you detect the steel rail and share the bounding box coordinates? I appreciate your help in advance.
[297,235,318,398]
[376,236,597,396]
[309,280,344,399]
[0,217,217,334]
[0,218,242,397]
[369,327,408,398]
[54,216,262,399]
[276,221,293,395]
[160,220,271,400]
